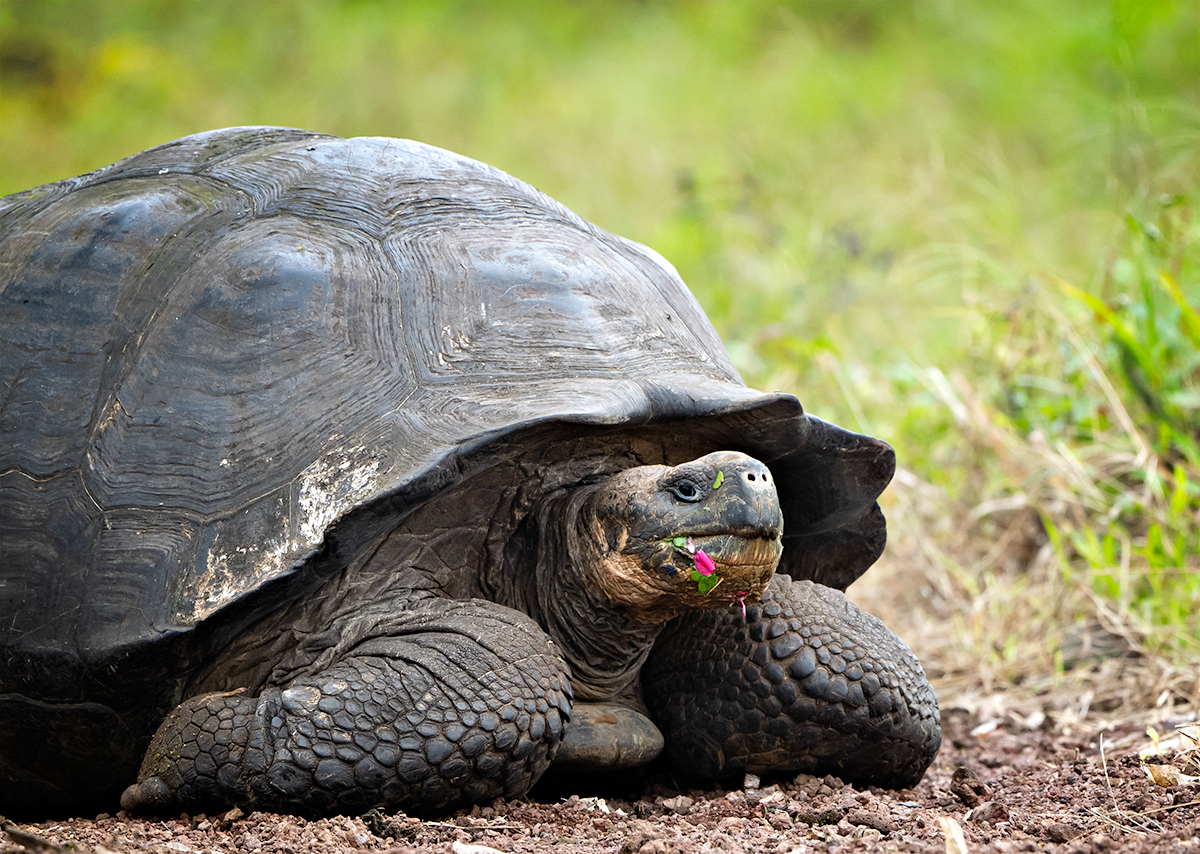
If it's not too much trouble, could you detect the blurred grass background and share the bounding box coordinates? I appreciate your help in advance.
[2,0,1198,722]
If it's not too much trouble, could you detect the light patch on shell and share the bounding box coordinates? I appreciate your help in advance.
[296,445,385,544]
[194,546,234,619]
[188,534,297,622]
[180,443,389,624]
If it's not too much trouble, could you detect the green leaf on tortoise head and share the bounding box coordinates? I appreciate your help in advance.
[713,471,724,489]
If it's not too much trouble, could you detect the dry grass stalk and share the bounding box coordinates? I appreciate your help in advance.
[850,359,1199,729]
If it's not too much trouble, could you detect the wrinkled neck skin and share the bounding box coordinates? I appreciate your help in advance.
[509,486,667,703]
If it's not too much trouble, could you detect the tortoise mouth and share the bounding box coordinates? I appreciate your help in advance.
[594,529,782,623]
[661,530,782,606]
[670,531,781,568]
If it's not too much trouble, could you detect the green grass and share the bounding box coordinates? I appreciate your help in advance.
[2,0,1198,708]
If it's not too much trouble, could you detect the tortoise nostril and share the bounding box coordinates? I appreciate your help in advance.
[744,469,771,486]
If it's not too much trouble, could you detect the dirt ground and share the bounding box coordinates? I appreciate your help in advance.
[4,708,1198,854]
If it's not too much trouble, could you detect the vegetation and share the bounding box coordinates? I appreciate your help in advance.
[2,0,1197,716]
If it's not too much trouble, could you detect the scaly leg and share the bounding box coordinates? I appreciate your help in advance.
[643,576,940,789]
[121,599,571,815]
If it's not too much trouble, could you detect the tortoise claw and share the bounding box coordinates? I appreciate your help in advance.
[552,703,664,770]
[120,776,174,814]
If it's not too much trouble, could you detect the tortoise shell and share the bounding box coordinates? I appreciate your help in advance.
[0,127,892,706]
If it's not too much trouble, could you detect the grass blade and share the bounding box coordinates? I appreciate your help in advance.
[1158,272,1200,349]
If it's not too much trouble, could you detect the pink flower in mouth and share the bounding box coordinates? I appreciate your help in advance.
[693,548,716,576]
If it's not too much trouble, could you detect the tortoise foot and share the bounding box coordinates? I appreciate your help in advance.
[643,575,940,789]
[123,600,571,816]
[553,703,663,771]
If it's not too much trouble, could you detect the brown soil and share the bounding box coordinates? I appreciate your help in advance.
[4,710,1198,854]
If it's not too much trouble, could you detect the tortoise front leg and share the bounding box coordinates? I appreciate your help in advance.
[120,600,572,816]
[642,575,941,789]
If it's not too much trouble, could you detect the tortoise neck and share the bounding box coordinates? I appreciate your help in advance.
[520,487,665,702]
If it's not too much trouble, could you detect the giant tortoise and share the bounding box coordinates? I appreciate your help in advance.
[0,128,940,817]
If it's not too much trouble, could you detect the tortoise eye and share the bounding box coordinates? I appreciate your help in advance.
[669,479,703,503]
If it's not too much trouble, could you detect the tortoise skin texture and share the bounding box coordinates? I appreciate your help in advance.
[0,128,938,817]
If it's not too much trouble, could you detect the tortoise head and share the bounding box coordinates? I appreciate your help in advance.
[581,451,783,623]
